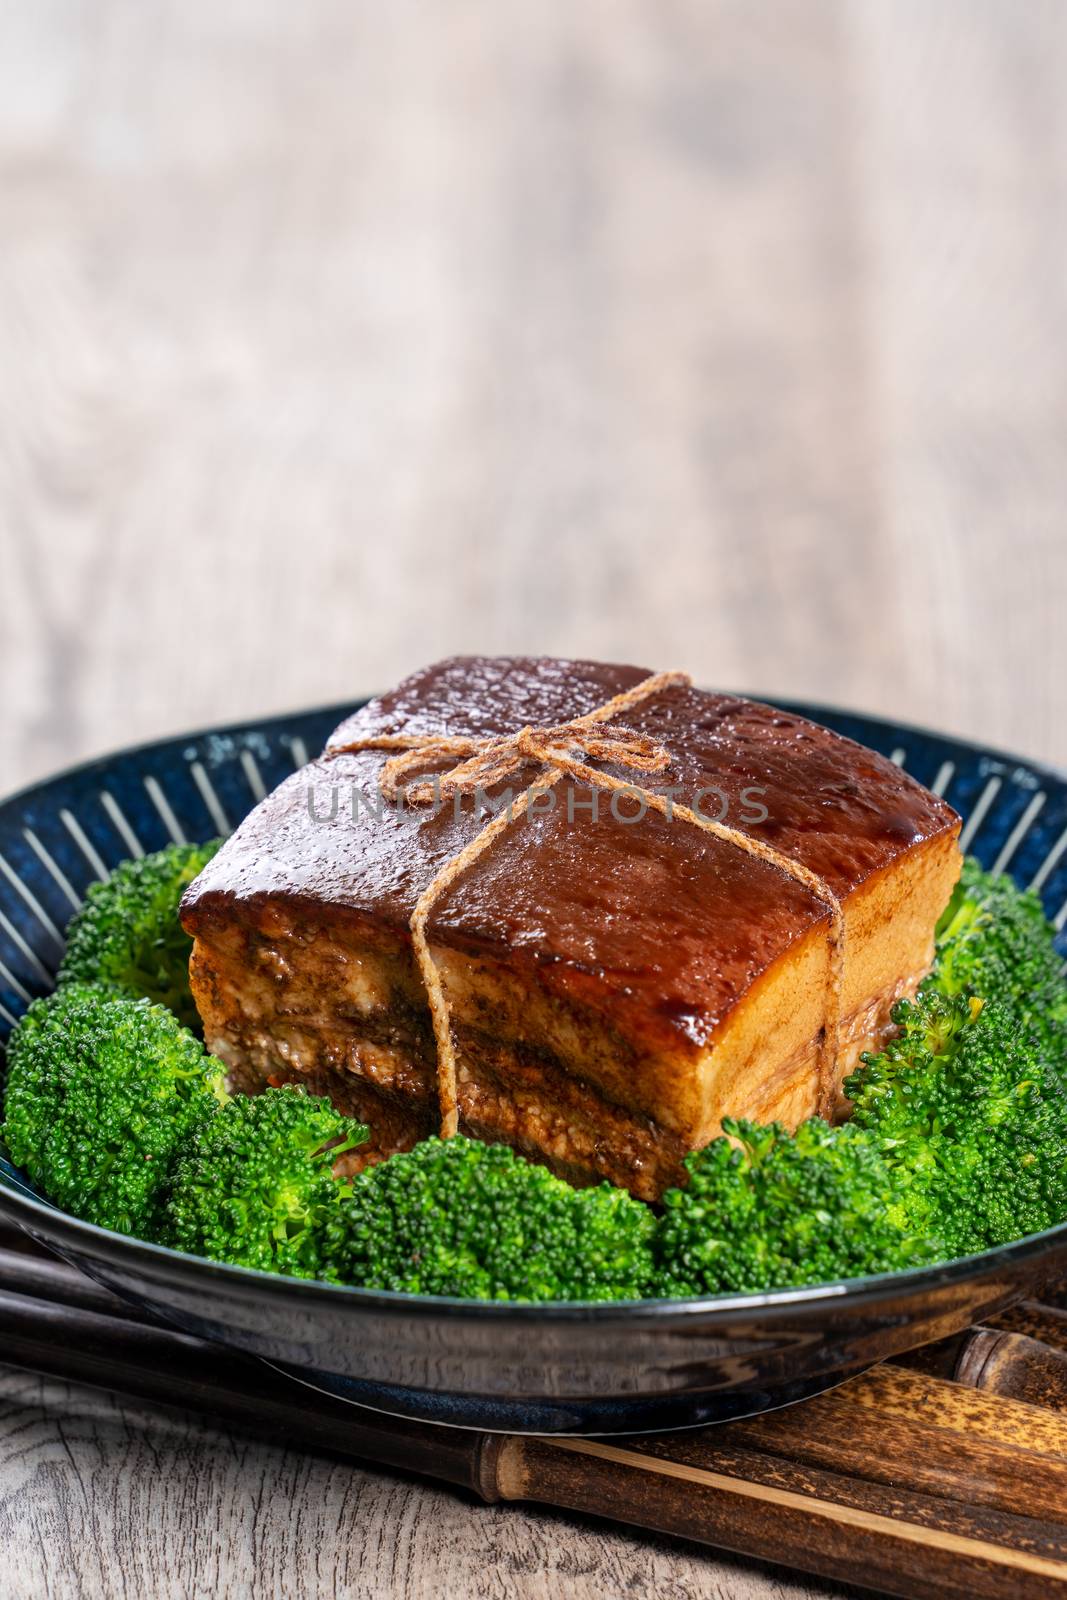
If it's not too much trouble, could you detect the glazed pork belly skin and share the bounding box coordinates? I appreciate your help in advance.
[180,657,962,1200]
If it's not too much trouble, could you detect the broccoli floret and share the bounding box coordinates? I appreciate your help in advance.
[652,1116,937,1296]
[165,1087,368,1279]
[1,983,227,1236]
[846,990,1067,1258]
[932,857,1067,1055]
[328,1136,656,1301]
[58,840,220,1032]
[845,863,1067,1259]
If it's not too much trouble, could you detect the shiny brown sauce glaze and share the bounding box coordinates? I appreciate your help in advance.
[182,656,960,1054]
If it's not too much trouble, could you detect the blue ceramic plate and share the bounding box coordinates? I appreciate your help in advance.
[1,699,1066,1435]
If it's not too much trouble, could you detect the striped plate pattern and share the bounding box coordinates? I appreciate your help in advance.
[0,706,346,1031]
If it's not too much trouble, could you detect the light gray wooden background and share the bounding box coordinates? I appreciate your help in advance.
[1,1,1065,1596]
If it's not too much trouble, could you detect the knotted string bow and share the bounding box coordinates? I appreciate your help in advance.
[367,719,674,807]
[333,670,844,1138]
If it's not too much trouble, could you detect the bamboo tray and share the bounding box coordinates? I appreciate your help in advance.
[1,1231,1066,1600]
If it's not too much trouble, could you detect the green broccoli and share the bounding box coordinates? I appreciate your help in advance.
[844,860,1067,1259]
[328,1136,656,1300]
[652,1116,938,1297]
[846,990,1067,1258]
[932,857,1067,1054]
[165,1087,368,1279]
[10,842,1067,1300]
[1,983,227,1236]
[58,840,220,1032]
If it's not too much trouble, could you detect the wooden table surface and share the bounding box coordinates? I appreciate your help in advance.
[1,2,1065,1596]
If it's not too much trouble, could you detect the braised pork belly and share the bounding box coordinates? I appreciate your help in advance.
[181,657,961,1199]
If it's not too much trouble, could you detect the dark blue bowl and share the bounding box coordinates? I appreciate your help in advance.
[1,700,1066,1435]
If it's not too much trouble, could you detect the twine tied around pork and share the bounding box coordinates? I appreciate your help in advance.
[333,669,845,1137]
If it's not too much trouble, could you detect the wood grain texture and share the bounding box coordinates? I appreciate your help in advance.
[2,1,1066,1596]
[3,0,1067,796]
[0,1367,865,1600]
